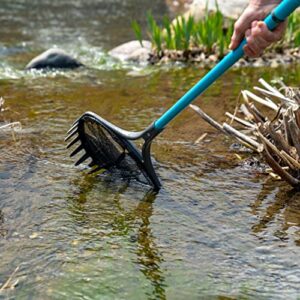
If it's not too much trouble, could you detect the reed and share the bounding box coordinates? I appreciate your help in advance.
[132,4,299,59]
[286,12,300,46]
[191,79,300,187]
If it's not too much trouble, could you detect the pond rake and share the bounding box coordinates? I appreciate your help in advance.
[66,0,299,191]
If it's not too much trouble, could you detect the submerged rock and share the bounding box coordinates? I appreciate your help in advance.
[25,48,84,70]
[109,40,152,63]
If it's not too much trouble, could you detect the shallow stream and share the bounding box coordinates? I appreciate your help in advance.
[0,1,300,299]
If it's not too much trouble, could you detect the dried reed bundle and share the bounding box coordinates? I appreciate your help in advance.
[190,78,300,187]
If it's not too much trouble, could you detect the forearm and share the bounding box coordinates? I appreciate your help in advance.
[249,0,281,7]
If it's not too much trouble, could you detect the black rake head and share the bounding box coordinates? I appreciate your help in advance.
[65,112,162,191]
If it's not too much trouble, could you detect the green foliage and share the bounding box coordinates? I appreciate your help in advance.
[132,4,300,57]
[131,20,143,47]
[286,12,300,47]
[133,4,234,57]
[147,11,163,52]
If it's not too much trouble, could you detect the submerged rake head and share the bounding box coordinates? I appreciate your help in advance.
[65,112,162,190]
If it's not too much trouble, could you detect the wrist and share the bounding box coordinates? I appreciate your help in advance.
[249,0,281,7]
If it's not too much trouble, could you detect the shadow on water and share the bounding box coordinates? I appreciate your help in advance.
[66,174,167,299]
[251,183,300,244]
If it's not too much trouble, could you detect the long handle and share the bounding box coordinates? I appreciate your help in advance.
[154,0,300,130]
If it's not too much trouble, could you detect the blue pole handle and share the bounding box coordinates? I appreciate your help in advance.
[154,0,300,130]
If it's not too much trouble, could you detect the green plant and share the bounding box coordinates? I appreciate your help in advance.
[286,12,300,47]
[147,11,163,52]
[131,3,300,59]
[163,16,174,49]
[131,20,143,47]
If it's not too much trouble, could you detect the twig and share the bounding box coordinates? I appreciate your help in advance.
[223,123,263,152]
[240,104,254,121]
[189,104,227,134]
[242,90,279,111]
[0,266,20,291]
[261,140,300,186]
[254,86,295,105]
[225,112,255,128]
[0,122,22,131]
[259,78,283,98]
[194,133,208,144]
[287,117,300,159]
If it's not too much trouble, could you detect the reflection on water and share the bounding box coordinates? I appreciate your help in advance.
[0,0,300,298]
[68,176,167,299]
[252,183,300,244]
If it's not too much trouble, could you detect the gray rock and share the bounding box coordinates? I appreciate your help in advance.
[184,0,248,20]
[109,40,152,63]
[25,48,83,70]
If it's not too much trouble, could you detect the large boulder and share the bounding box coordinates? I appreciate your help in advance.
[165,0,193,13]
[109,40,152,64]
[25,48,84,70]
[183,0,248,20]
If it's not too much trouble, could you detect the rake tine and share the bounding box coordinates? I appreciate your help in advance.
[66,135,80,149]
[89,166,103,174]
[70,144,84,157]
[75,153,90,166]
[67,122,79,134]
[65,129,78,142]
[89,160,97,167]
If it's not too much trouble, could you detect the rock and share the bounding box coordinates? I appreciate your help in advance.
[109,40,152,64]
[183,0,248,21]
[25,48,84,70]
[165,0,193,13]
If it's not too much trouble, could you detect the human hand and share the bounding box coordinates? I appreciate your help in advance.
[229,1,287,57]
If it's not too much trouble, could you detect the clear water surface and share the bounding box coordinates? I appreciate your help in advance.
[0,0,300,299]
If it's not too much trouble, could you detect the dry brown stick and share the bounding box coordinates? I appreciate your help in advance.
[292,107,300,128]
[189,104,227,134]
[254,86,295,105]
[194,133,208,144]
[283,112,293,146]
[240,104,254,121]
[242,90,279,111]
[223,123,263,151]
[225,112,256,128]
[256,130,295,170]
[0,122,22,131]
[268,123,292,154]
[249,103,266,123]
[0,266,20,291]
[258,78,283,98]
[280,150,300,169]
[288,117,300,159]
[260,140,300,187]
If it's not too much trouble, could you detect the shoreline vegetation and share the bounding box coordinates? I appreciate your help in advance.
[132,7,300,67]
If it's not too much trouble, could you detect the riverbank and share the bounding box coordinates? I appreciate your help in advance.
[148,46,300,68]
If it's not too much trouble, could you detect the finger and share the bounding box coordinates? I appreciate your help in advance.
[251,20,258,29]
[230,17,252,50]
[256,21,285,43]
[243,45,257,58]
[245,29,262,56]
[250,24,270,48]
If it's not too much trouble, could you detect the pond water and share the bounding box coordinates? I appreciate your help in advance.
[1,0,300,299]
